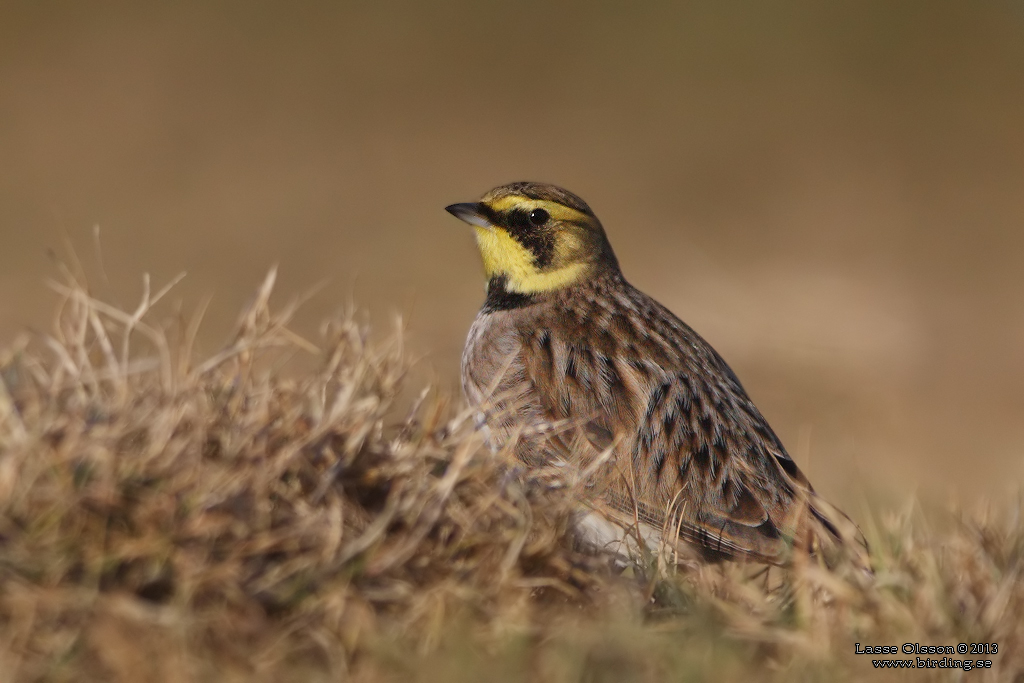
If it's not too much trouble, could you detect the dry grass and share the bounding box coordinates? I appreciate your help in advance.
[0,268,1021,682]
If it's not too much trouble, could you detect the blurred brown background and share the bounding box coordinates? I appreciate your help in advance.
[2,1,1023,510]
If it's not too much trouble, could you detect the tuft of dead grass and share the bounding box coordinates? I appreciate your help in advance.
[0,268,1021,682]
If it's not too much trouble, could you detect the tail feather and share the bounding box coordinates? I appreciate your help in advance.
[804,493,873,575]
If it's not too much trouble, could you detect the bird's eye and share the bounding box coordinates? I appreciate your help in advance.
[529,208,550,226]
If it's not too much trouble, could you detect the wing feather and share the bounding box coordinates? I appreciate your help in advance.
[514,277,865,565]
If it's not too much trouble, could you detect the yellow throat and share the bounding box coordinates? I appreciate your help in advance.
[473,225,589,294]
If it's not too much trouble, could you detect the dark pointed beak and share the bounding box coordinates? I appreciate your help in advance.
[445,202,492,228]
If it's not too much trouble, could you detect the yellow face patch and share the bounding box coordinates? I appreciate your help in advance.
[472,225,589,294]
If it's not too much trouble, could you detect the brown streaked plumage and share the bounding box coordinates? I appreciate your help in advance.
[446,181,870,570]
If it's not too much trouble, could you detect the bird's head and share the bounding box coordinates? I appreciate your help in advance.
[446,182,619,297]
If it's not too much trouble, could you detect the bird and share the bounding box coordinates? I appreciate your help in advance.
[445,181,870,571]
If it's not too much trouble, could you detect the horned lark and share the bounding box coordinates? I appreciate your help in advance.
[446,182,869,570]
